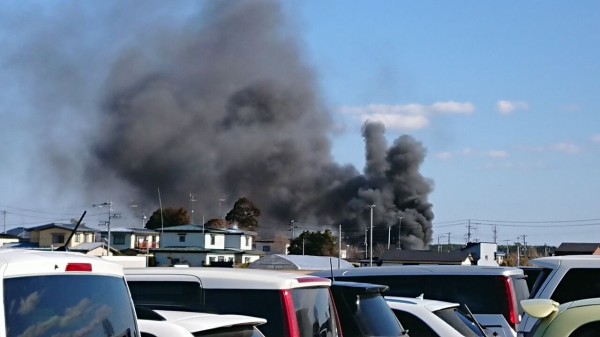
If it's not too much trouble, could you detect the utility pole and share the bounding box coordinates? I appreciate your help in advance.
[397,216,404,250]
[94,202,116,256]
[467,219,472,243]
[369,204,376,267]
[387,224,391,250]
[364,228,368,259]
[492,225,498,244]
[189,193,197,224]
[338,224,342,268]
[446,232,451,251]
[2,210,6,234]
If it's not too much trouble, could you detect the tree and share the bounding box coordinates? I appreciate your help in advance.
[288,230,337,256]
[225,197,261,231]
[145,207,190,230]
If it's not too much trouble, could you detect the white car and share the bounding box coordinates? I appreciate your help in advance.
[385,296,487,337]
[137,309,267,337]
[0,248,143,337]
[519,255,600,336]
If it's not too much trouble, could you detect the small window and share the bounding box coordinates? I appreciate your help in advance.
[245,236,250,246]
[263,245,271,252]
[73,234,80,243]
[210,234,216,245]
[179,234,186,242]
[244,257,251,263]
[113,235,125,245]
[218,256,224,262]
[209,257,216,262]
[52,233,65,244]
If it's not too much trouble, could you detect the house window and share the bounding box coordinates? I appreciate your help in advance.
[245,236,250,246]
[113,235,125,245]
[218,256,224,262]
[52,233,65,244]
[210,234,216,245]
[209,257,216,263]
[262,246,271,252]
[244,257,251,263]
[73,234,80,243]
[179,234,186,242]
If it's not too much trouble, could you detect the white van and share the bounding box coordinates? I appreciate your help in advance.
[0,249,141,337]
[125,267,342,337]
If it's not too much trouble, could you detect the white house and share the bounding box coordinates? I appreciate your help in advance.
[151,224,263,267]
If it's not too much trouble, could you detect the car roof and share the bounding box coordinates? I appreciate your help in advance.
[0,248,124,277]
[385,295,460,312]
[331,280,389,293]
[125,266,332,289]
[315,265,524,277]
[153,310,266,332]
[531,255,600,268]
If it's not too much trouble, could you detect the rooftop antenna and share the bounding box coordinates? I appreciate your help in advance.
[56,211,87,251]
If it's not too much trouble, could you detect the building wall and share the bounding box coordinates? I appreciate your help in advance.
[162,232,206,248]
[224,234,253,250]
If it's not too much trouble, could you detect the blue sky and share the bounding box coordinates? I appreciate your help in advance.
[1,1,598,247]
[292,1,600,245]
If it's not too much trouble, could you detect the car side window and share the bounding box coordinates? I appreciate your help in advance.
[551,269,600,303]
[568,321,600,337]
[392,310,438,337]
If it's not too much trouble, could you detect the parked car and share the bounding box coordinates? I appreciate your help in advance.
[136,308,266,337]
[519,255,600,336]
[125,267,342,337]
[312,265,529,337]
[520,298,600,337]
[0,249,143,337]
[330,281,408,337]
[385,296,486,337]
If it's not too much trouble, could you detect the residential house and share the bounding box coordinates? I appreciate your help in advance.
[554,242,600,256]
[97,227,160,254]
[26,223,97,250]
[151,224,263,267]
[0,233,19,247]
[379,249,474,266]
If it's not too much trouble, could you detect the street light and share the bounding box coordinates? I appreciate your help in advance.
[369,204,376,267]
[93,202,113,256]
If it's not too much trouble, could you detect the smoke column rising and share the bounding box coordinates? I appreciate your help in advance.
[1,1,434,248]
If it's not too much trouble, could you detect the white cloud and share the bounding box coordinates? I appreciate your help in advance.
[497,100,529,115]
[435,148,474,161]
[592,134,600,144]
[431,101,475,114]
[551,142,581,154]
[485,150,509,158]
[339,101,474,130]
[435,151,454,160]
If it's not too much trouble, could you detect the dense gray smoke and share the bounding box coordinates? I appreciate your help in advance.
[2,1,434,248]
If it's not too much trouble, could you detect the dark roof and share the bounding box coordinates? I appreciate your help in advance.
[380,249,472,264]
[26,223,97,232]
[555,242,600,253]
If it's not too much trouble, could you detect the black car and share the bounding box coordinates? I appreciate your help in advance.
[330,281,409,337]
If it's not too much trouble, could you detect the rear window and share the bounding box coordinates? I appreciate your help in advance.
[332,289,403,337]
[128,280,204,312]
[435,308,485,337]
[333,274,524,325]
[205,287,339,337]
[4,274,138,337]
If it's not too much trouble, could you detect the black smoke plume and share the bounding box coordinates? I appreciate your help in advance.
[2,1,434,249]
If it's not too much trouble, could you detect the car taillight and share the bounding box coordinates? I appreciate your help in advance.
[66,263,92,272]
[503,276,520,328]
[280,289,300,337]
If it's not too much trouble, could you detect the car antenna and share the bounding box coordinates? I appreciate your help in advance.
[461,303,487,336]
[55,210,87,251]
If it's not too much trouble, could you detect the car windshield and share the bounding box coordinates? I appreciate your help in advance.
[4,274,138,337]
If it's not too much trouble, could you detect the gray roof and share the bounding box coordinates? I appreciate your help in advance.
[27,223,97,233]
[381,249,472,264]
[249,254,354,271]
